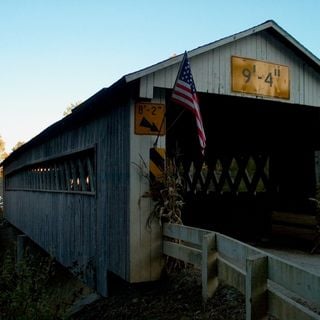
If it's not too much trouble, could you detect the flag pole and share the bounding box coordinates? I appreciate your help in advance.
[172,51,188,95]
[153,112,166,147]
[171,50,206,156]
[153,51,188,148]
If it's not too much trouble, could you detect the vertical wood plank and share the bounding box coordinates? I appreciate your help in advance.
[246,254,268,320]
[32,169,36,189]
[59,163,65,190]
[70,160,79,191]
[45,167,49,190]
[35,169,39,189]
[202,233,218,302]
[50,164,55,190]
[64,162,71,191]
[86,156,95,192]
[54,163,59,190]
[40,168,43,189]
[77,159,86,191]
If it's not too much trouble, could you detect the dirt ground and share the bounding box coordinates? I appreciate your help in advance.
[1,214,319,319]
[0,216,247,319]
[71,267,247,320]
[71,241,320,320]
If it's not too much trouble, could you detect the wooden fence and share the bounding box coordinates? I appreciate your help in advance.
[163,223,320,320]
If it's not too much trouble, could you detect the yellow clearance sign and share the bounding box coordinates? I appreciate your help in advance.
[135,102,166,135]
[231,56,290,99]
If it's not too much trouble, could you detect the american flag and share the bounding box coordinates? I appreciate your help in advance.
[171,51,206,155]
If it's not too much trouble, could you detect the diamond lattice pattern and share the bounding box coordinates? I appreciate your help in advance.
[182,153,269,194]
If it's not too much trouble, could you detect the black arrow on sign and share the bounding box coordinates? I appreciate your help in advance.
[140,117,159,132]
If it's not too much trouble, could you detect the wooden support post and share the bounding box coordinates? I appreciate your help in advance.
[16,234,27,264]
[86,157,95,192]
[246,254,268,320]
[202,233,218,302]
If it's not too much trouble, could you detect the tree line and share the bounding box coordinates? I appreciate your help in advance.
[0,136,25,161]
[0,136,25,178]
[0,101,81,175]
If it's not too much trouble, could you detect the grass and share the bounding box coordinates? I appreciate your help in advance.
[0,217,94,320]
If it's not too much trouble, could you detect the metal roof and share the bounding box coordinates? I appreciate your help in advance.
[1,85,123,166]
[123,20,320,84]
[2,20,320,166]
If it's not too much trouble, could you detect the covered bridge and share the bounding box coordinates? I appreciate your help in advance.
[2,20,320,296]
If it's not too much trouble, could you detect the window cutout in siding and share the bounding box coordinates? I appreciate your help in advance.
[5,148,96,195]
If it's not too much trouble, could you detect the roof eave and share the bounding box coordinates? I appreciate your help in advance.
[1,87,114,167]
[124,20,320,83]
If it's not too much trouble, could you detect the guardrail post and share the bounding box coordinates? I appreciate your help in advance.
[202,233,218,302]
[246,254,268,320]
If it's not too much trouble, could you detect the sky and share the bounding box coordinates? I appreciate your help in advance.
[1,0,320,153]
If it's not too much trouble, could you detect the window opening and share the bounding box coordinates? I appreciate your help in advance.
[5,147,96,194]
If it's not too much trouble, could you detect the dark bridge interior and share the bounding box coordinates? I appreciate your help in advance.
[166,92,320,241]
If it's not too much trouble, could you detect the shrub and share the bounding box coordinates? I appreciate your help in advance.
[0,248,63,320]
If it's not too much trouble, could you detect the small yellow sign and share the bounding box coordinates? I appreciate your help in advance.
[231,56,290,99]
[135,102,166,135]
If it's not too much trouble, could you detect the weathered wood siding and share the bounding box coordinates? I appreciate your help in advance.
[4,101,130,296]
[129,89,166,282]
[102,103,130,282]
[5,191,96,275]
[139,31,320,107]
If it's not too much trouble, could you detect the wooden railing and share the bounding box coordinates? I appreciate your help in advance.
[163,223,320,320]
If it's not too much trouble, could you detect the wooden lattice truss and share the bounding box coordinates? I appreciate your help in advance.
[181,152,270,194]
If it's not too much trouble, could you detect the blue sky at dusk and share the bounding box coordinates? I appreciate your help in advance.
[1,0,319,152]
